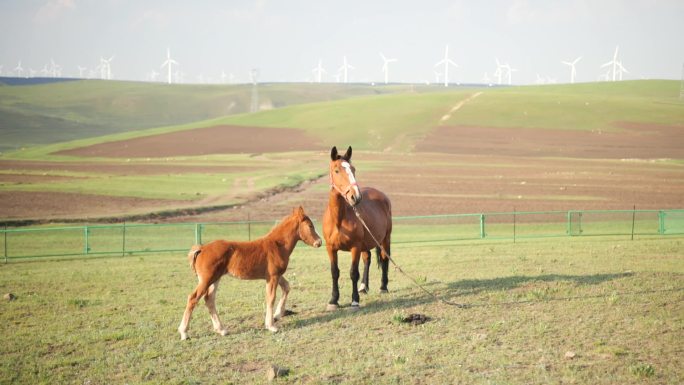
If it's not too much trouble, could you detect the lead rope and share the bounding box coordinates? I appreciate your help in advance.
[352,205,469,309]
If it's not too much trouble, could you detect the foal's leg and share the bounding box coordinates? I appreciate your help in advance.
[178,278,212,340]
[359,250,371,294]
[273,276,290,321]
[350,247,361,308]
[205,280,228,336]
[264,275,280,332]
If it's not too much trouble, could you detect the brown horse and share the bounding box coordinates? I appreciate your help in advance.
[323,146,392,310]
[178,206,322,340]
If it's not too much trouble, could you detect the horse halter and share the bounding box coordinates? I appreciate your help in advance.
[329,160,360,199]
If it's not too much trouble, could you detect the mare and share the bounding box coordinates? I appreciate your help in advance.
[323,146,392,310]
[178,206,322,340]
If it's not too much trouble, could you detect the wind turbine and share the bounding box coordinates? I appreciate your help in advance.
[161,48,179,84]
[379,52,397,84]
[500,63,516,85]
[561,56,582,83]
[616,61,628,81]
[482,72,492,86]
[433,70,441,85]
[14,61,24,77]
[601,46,621,82]
[148,70,159,82]
[494,58,505,85]
[535,74,546,85]
[338,55,354,83]
[434,45,457,87]
[49,58,60,77]
[312,59,326,83]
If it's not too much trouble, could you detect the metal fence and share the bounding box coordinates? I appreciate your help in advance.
[2,209,683,261]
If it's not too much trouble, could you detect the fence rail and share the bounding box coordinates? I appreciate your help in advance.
[2,209,683,261]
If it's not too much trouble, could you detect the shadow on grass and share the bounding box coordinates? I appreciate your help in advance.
[447,272,634,296]
[291,272,635,329]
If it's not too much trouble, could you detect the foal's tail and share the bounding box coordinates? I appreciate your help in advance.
[187,245,202,273]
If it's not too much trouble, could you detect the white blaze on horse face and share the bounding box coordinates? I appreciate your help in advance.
[341,161,360,198]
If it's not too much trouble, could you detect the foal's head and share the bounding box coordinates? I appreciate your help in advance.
[329,146,362,206]
[293,206,322,248]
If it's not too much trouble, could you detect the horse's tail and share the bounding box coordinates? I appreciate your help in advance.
[188,245,202,273]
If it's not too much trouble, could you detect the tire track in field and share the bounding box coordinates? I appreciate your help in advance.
[439,91,483,123]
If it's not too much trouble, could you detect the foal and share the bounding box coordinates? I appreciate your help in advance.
[178,206,322,340]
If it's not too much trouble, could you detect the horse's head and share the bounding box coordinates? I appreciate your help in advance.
[329,146,362,206]
[294,206,322,248]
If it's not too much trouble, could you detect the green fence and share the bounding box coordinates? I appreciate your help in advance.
[2,209,683,261]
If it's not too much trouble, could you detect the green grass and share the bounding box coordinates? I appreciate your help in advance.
[0,80,417,153]
[447,80,684,131]
[0,152,325,209]
[3,80,682,160]
[0,236,682,384]
[216,90,476,151]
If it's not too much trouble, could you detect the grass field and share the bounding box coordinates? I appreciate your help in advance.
[0,236,682,384]
[0,81,420,153]
[444,80,684,131]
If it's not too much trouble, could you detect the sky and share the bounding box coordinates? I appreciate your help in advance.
[0,0,683,85]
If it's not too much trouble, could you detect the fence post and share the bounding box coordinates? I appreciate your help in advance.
[3,223,7,263]
[513,208,516,243]
[122,221,127,257]
[479,214,486,239]
[577,211,583,236]
[84,226,89,255]
[658,210,666,235]
[195,223,202,245]
[631,205,636,241]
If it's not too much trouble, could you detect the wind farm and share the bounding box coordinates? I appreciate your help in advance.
[0,42,661,87]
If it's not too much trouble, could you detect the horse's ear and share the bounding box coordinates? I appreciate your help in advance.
[343,146,352,161]
[293,205,305,219]
[330,146,339,161]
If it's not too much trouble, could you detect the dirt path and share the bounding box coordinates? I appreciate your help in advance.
[439,91,483,123]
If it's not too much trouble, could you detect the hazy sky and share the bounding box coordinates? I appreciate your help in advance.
[1,0,683,85]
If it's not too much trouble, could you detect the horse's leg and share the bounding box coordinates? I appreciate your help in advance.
[350,247,361,308]
[359,250,370,294]
[264,275,279,332]
[326,247,340,311]
[274,276,290,321]
[379,242,390,293]
[178,278,212,340]
[205,280,228,336]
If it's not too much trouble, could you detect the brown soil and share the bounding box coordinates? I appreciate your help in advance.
[416,123,684,159]
[54,125,321,158]
[1,122,683,224]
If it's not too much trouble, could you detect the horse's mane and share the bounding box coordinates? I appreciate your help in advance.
[264,212,298,239]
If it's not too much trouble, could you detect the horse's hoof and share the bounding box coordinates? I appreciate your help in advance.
[215,328,229,336]
[326,303,339,312]
[267,325,279,333]
[350,302,360,311]
[179,333,189,341]
[380,289,389,294]
[359,283,368,294]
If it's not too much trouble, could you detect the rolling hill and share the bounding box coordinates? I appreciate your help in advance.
[0,80,423,153]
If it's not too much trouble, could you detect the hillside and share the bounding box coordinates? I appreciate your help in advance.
[0,80,421,153]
